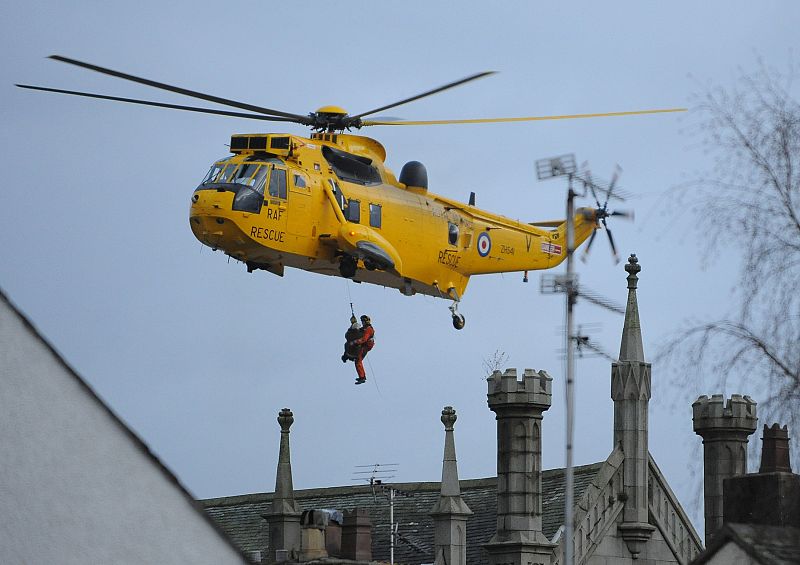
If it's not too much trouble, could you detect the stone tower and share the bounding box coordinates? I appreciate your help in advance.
[430,406,472,565]
[611,254,656,558]
[692,393,757,544]
[263,408,302,562]
[485,368,555,565]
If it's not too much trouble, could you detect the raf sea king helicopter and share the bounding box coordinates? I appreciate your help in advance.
[18,56,683,328]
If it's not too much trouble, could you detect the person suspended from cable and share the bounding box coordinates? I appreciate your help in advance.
[341,315,361,363]
[342,314,374,385]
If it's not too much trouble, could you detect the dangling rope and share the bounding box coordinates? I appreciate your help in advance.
[345,280,356,316]
[367,357,383,398]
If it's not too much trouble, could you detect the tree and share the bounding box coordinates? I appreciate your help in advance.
[661,61,800,452]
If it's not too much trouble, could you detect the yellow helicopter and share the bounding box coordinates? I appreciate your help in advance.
[18,56,683,329]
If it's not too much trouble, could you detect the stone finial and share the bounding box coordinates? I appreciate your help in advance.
[625,254,640,290]
[265,407,302,561]
[278,408,294,431]
[431,403,472,565]
[441,406,457,431]
[618,254,645,362]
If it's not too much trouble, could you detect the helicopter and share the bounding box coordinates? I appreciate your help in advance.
[17,56,684,329]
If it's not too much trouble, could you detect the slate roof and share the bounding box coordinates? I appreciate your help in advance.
[691,523,800,565]
[202,462,602,565]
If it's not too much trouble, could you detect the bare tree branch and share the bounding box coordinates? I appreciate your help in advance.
[662,60,800,464]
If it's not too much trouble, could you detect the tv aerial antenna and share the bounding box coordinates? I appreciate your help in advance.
[536,154,629,565]
[353,463,415,565]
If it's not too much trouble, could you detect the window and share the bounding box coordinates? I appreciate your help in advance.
[346,199,361,223]
[202,162,225,184]
[293,173,307,188]
[232,164,260,186]
[330,180,345,211]
[268,167,287,199]
[321,145,382,185]
[369,203,382,228]
[448,222,459,246]
[252,166,268,194]
[219,164,238,183]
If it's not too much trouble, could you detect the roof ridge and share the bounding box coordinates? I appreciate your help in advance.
[201,462,607,508]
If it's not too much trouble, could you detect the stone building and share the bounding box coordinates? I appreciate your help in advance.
[3,254,732,564]
[690,423,800,564]
[201,256,705,564]
[0,289,250,565]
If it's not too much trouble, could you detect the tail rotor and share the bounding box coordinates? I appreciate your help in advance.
[580,164,633,264]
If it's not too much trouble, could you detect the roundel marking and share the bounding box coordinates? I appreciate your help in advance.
[477,232,492,257]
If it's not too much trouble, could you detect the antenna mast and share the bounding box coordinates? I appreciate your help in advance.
[536,155,624,565]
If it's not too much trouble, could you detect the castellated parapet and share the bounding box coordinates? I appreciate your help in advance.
[486,368,552,409]
[692,394,757,544]
[692,394,758,436]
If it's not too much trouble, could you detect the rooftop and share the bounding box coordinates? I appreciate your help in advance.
[202,462,602,565]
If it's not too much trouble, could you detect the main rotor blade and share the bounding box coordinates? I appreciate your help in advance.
[362,107,686,126]
[351,71,496,120]
[605,164,622,205]
[609,209,635,220]
[16,84,299,122]
[48,55,310,123]
[605,226,620,264]
[529,219,564,228]
[581,228,599,263]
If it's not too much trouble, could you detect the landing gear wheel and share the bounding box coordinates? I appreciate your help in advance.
[446,286,465,330]
[339,255,357,278]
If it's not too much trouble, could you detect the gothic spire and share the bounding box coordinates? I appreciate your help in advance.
[619,254,645,362]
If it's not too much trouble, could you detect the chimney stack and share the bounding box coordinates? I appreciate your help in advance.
[341,508,372,561]
[760,423,792,474]
[724,423,800,528]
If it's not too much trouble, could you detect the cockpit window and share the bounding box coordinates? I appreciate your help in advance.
[198,158,282,193]
[252,166,268,193]
[219,164,238,183]
[202,162,225,184]
[233,163,260,186]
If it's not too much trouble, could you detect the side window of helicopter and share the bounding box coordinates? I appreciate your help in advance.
[293,173,307,189]
[369,204,381,228]
[268,167,287,199]
[345,199,361,223]
[448,222,459,246]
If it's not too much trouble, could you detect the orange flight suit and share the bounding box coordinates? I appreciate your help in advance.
[354,324,374,380]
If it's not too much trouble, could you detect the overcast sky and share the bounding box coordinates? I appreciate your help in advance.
[2,0,797,538]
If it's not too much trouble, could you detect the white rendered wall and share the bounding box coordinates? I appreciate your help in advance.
[0,296,247,565]
[703,542,759,565]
